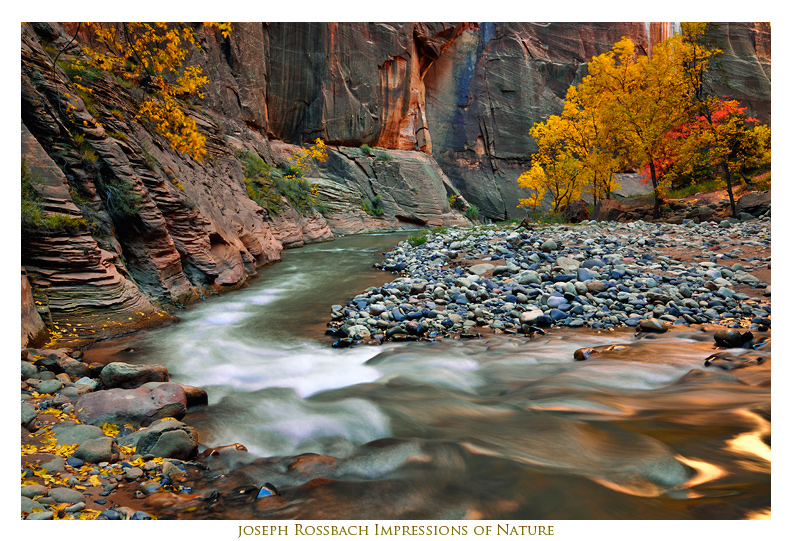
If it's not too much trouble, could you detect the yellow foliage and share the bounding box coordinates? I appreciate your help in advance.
[518,117,585,212]
[119,444,137,456]
[287,138,329,178]
[100,422,120,437]
[65,22,232,160]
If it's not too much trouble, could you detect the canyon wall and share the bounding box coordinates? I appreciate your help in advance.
[21,22,467,345]
[20,22,770,345]
[198,22,770,220]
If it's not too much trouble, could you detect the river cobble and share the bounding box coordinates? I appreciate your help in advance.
[326,218,771,345]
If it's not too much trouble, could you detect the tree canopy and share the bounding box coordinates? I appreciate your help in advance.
[519,23,770,218]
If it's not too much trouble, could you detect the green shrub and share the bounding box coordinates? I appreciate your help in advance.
[238,150,319,214]
[360,144,373,156]
[281,163,303,178]
[464,203,480,221]
[666,179,724,200]
[81,147,98,165]
[75,87,97,115]
[240,150,275,179]
[22,158,88,233]
[408,230,428,247]
[107,130,128,141]
[142,148,159,171]
[314,201,330,215]
[40,214,88,232]
[96,176,142,220]
[362,194,384,216]
[374,150,391,162]
[245,176,282,214]
[527,209,564,224]
[275,176,315,212]
[239,151,282,213]
[57,60,103,85]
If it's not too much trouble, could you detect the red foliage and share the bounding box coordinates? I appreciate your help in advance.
[639,99,756,184]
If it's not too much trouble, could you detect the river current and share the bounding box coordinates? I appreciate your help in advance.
[85,233,771,520]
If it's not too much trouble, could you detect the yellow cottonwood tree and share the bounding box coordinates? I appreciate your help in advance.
[518,86,624,212]
[558,87,625,202]
[579,30,718,217]
[518,115,584,213]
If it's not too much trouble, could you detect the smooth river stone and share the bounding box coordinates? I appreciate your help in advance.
[468,264,495,275]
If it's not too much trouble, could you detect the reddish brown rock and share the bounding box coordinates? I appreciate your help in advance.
[75,383,187,428]
[142,382,208,407]
[99,362,170,389]
[736,191,771,217]
[288,455,339,477]
[562,200,590,223]
[21,269,47,347]
[591,199,626,222]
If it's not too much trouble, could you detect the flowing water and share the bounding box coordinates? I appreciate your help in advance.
[85,233,771,520]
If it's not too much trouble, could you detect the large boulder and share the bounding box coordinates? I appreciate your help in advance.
[141,382,208,407]
[736,191,770,217]
[591,199,626,222]
[119,418,198,460]
[75,383,187,428]
[50,422,105,445]
[73,437,120,464]
[100,362,169,389]
[562,199,590,223]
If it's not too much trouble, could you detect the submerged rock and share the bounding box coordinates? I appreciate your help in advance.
[637,319,669,333]
[713,329,754,348]
[573,348,597,361]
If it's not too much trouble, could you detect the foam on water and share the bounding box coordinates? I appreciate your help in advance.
[194,390,391,457]
[200,311,250,326]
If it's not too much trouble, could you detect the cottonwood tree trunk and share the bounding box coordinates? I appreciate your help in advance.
[724,164,737,218]
[649,160,661,218]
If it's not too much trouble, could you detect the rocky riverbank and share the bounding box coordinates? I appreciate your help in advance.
[21,350,219,519]
[325,217,771,346]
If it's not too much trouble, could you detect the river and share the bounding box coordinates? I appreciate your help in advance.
[84,232,771,520]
